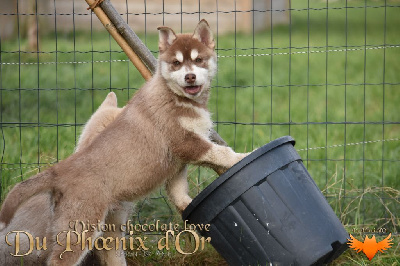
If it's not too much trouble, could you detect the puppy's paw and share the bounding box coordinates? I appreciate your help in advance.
[237,152,250,162]
[176,196,193,214]
[239,148,258,160]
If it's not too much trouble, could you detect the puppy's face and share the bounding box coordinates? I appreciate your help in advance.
[158,20,217,100]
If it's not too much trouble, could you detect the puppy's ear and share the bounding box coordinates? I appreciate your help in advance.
[192,19,215,50]
[157,26,177,54]
[99,92,118,108]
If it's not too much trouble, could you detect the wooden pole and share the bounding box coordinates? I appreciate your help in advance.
[84,0,152,80]
[100,0,158,74]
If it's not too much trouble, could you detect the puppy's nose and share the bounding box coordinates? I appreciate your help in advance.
[185,73,196,84]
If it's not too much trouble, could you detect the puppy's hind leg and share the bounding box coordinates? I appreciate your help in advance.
[95,201,133,266]
[166,167,192,213]
[47,199,110,266]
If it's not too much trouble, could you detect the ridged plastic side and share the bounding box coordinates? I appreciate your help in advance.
[183,136,348,265]
[198,160,348,265]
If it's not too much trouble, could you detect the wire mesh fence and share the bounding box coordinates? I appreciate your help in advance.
[0,0,399,244]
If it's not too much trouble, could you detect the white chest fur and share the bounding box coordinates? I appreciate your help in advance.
[178,105,213,139]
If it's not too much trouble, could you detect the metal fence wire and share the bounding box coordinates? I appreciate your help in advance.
[0,0,399,239]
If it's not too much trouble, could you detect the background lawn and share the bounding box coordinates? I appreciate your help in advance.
[1,0,399,264]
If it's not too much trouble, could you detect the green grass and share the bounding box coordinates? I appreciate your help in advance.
[1,0,399,264]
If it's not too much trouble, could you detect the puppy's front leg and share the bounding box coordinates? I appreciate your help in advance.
[199,143,249,171]
[166,167,192,213]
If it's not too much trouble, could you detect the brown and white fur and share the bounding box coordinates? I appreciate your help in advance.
[0,92,129,265]
[0,20,248,266]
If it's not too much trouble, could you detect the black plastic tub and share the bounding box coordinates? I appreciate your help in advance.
[182,136,349,266]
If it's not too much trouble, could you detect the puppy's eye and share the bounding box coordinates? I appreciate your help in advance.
[195,58,202,63]
[173,60,181,66]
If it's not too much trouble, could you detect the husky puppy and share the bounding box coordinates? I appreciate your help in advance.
[0,20,248,265]
[75,92,124,153]
[0,92,129,265]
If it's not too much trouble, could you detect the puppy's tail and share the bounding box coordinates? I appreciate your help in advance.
[0,169,54,230]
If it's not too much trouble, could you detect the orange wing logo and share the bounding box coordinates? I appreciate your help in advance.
[348,233,393,260]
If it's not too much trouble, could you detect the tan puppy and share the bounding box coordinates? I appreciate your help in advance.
[0,92,129,265]
[0,20,248,265]
[76,92,124,153]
